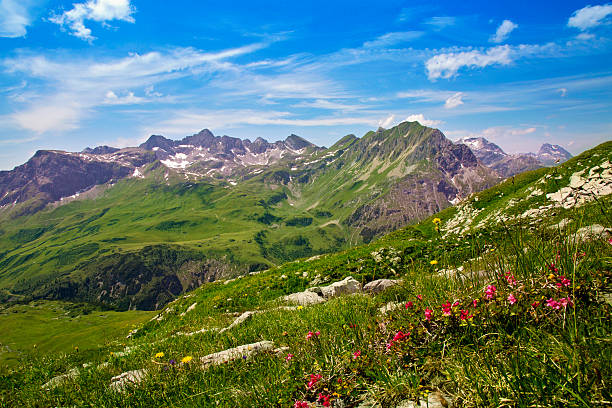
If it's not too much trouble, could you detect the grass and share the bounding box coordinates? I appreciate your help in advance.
[0,301,154,367]
[1,198,610,407]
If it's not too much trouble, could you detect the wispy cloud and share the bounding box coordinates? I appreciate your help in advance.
[49,0,136,41]
[425,16,456,30]
[362,31,424,48]
[490,20,518,43]
[0,0,35,37]
[444,92,464,108]
[568,4,612,31]
[3,43,270,133]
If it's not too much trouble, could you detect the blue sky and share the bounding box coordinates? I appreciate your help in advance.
[1,0,611,170]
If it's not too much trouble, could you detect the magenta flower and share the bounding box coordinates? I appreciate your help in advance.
[424,308,433,321]
[546,298,561,309]
[460,309,473,320]
[417,294,423,300]
[318,393,331,407]
[505,271,517,286]
[307,373,322,388]
[485,285,497,300]
[405,301,414,309]
[286,353,294,361]
[531,301,540,308]
[294,401,309,408]
[558,296,573,308]
[560,276,571,287]
[472,299,479,307]
[352,350,361,359]
[442,302,452,316]
[507,294,517,304]
[306,330,320,340]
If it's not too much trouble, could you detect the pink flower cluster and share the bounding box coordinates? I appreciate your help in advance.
[387,330,410,350]
[307,373,322,388]
[460,309,473,320]
[485,285,497,300]
[318,393,331,407]
[507,294,517,304]
[504,271,517,286]
[294,401,309,408]
[546,296,573,309]
[442,302,452,316]
[352,350,361,359]
[306,330,320,340]
[556,276,571,288]
[424,308,433,321]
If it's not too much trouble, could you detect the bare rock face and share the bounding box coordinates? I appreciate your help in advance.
[110,369,148,393]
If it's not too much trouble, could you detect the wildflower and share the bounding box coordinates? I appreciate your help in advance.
[442,302,452,316]
[424,308,433,321]
[315,331,320,336]
[181,356,193,364]
[608,238,612,245]
[558,296,573,308]
[294,401,309,408]
[306,331,314,340]
[507,294,517,305]
[297,305,304,310]
[559,276,571,287]
[546,298,561,310]
[452,301,460,307]
[548,263,559,273]
[307,373,322,388]
[460,309,473,320]
[531,301,540,308]
[505,271,517,286]
[430,260,438,265]
[393,331,410,341]
[472,299,479,308]
[417,294,423,300]
[155,352,165,358]
[352,350,361,359]
[405,301,414,309]
[169,359,177,365]
[282,331,288,336]
[318,393,331,407]
[286,353,294,361]
[485,285,496,300]
[432,218,441,224]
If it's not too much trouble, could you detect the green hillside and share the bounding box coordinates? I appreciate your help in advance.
[1,140,610,407]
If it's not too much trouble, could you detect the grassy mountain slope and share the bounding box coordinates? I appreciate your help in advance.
[0,122,497,311]
[1,140,610,407]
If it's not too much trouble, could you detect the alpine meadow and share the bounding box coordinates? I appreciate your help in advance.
[0,1,611,407]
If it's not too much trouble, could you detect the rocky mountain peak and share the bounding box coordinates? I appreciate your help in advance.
[536,143,572,165]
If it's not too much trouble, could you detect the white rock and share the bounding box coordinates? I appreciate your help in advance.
[42,368,80,389]
[320,276,362,299]
[379,301,403,314]
[200,341,274,367]
[364,279,400,294]
[284,291,326,305]
[180,302,197,316]
[569,174,586,189]
[110,369,148,393]
[219,311,255,334]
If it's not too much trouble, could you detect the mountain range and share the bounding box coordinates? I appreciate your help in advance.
[0,122,571,310]
[457,137,572,177]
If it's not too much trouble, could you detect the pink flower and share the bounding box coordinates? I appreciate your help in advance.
[307,373,322,388]
[507,294,517,305]
[417,294,423,300]
[558,296,573,308]
[460,309,473,320]
[546,298,560,310]
[548,263,559,273]
[352,350,361,359]
[286,353,294,361]
[560,276,571,287]
[306,330,320,340]
[505,271,517,286]
[294,401,309,408]
[442,302,452,316]
[531,301,540,308]
[608,238,612,245]
[405,301,414,309]
[472,299,479,308]
[392,330,410,342]
[485,285,497,300]
[318,393,331,407]
[424,308,433,321]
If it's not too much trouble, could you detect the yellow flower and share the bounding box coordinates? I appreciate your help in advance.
[297,305,304,310]
[430,260,438,265]
[155,352,164,358]
[181,356,193,363]
[432,218,441,224]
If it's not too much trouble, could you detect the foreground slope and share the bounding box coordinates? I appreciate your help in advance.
[1,140,610,407]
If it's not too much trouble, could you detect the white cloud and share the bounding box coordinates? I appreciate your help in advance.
[378,114,395,128]
[363,31,423,48]
[426,45,512,80]
[558,88,567,97]
[448,126,540,153]
[568,4,612,31]
[103,90,146,105]
[12,97,82,133]
[425,43,557,80]
[49,0,135,41]
[490,20,518,43]
[444,92,464,108]
[0,0,32,37]
[405,114,442,127]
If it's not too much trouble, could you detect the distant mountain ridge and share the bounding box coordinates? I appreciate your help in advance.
[457,137,572,177]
